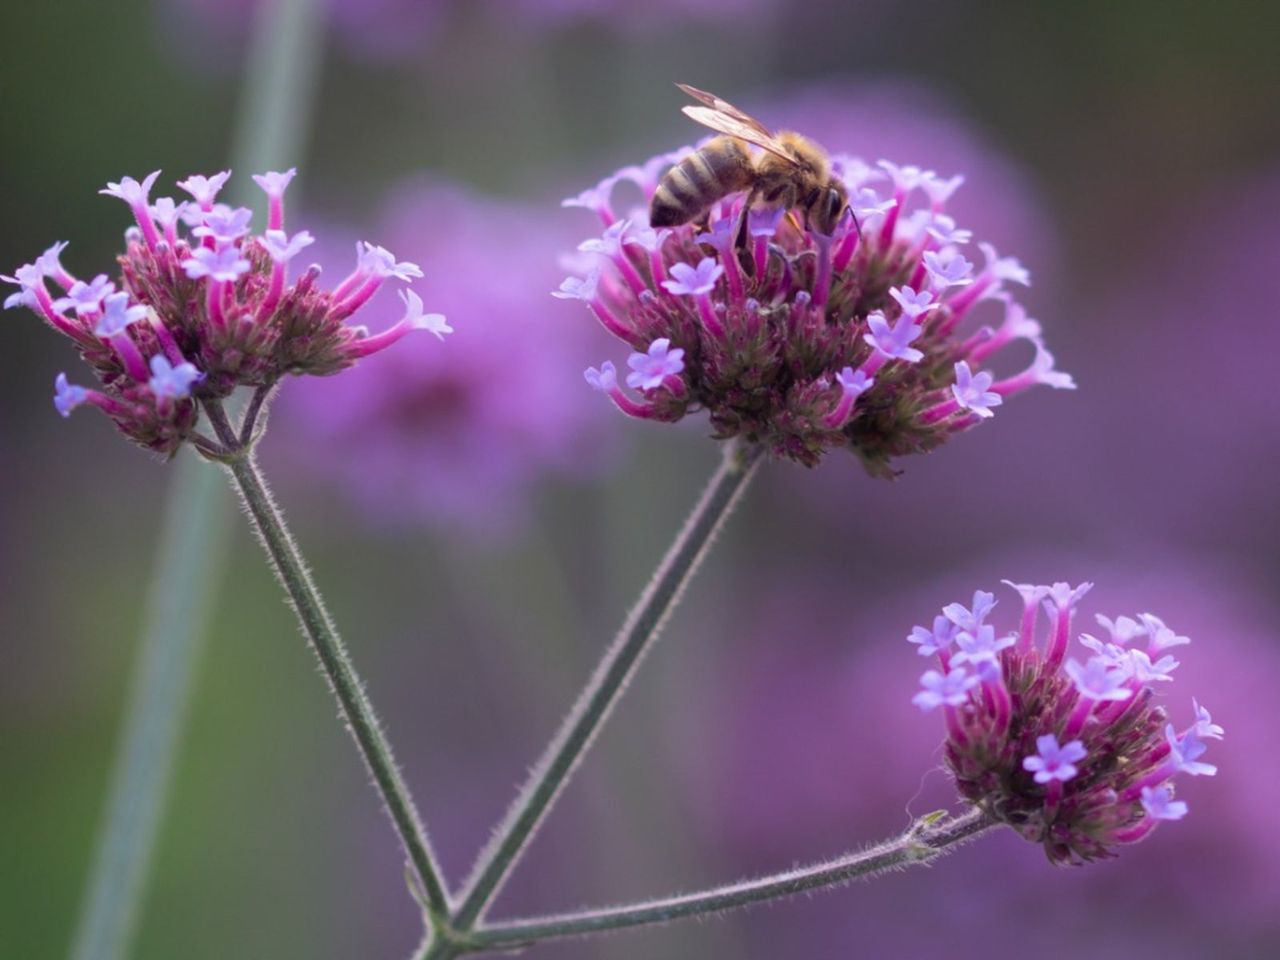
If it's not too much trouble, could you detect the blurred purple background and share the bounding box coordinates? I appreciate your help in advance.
[2,1,1278,958]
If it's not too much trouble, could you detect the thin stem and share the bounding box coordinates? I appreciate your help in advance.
[462,808,997,952]
[66,458,232,960]
[448,441,765,936]
[238,382,278,447]
[217,419,451,922]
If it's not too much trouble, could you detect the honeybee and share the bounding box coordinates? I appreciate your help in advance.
[650,84,853,244]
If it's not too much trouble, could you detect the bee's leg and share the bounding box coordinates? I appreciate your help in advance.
[735,187,760,276]
[848,206,863,240]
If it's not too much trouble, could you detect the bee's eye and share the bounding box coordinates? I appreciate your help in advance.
[825,188,844,223]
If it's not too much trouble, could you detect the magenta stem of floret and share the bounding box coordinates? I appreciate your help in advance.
[1095,686,1144,727]
[812,233,834,309]
[1016,599,1038,654]
[858,351,888,380]
[1111,817,1157,844]
[944,704,969,746]
[205,281,227,331]
[257,262,287,323]
[960,326,1001,364]
[82,387,131,420]
[33,289,87,341]
[331,267,363,302]
[1121,765,1176,804]
[720,245,744,304]
[267,194,285,232]
[344,317,417,360]
[1046,606,1072,671]
[747,237,766,279]
[1063,694,1095,740]
[661,374,687,399]
[590,300,634,342]
[696,293,724,338]
[1044,779,1065,813]
[822,388,858,430]
[331,276,382,321]
[991,367,1038,397]
[130,201,162,252]
[163,220,180,248]
[908,260,930,293]
[878,189,904,247]
[945,273,994,321]
[987,677,1012,734]
[605,384,657,419]
[147,313,186,366]
[595,204,616,228]
[47,262,75,291]
[107,332,149,383]
[919,397,960,425]
[833,227,859,273]
[615,253,647,296]
[648,249,667,287]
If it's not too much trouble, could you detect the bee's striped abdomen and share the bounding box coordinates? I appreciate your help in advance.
[649,137,753,227]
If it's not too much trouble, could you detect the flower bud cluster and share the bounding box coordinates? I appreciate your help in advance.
[910,581,1221,864]
[4,169,448,456]
[559,150,1073,473]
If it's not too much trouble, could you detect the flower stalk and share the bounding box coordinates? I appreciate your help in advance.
[205,399,452,923]
[437,807,995,954]
[446,440,764,939]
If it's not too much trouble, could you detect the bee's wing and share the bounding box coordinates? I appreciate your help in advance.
[676,83,798,165]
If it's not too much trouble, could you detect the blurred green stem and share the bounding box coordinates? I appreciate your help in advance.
[67,2,322,958]
[458,807,996,951]
[206,400,453,922]
[66,457,229,960]
[429,440,764,957]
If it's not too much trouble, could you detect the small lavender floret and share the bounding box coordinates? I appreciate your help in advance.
[908,579,1221,864]
[913,667,979,711]
[182,245,252,282]
[95,292,149,337]
[1022,734,1087,784]
[53,373,88,418]
[662,258,723,297]
[148,355,203,400]
[54,275,116,317]
[626,338,685,391]
[1140,785,1188,821]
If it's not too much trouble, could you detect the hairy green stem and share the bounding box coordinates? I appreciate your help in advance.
[459,807,997,951]
[440,441,764,948]
[212,404,451,921]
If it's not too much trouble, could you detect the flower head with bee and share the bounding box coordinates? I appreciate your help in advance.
[559,87,1072,474]
[3,168,449,457]
[910,580,1221,864]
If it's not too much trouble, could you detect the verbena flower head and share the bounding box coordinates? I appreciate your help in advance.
[4,169,445,457]
[909,580,1221,864]
[559,138,1072,475]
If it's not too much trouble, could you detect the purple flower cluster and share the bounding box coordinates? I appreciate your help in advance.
[560,148,1073,474]
[911,581,1222,864]
[4,169,446,456]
